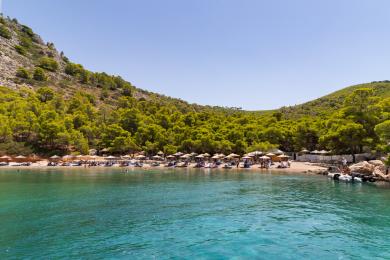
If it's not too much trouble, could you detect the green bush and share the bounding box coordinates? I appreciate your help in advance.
[0,24,11,39]
[65,63,84,76]
[14,45,27,56]
[122,85,133,97]
[33,67,47,81]
[79,70,91,84]
[62,56,69,63]
[37,87,55,102]
[19,36,32,48]
[21,25,34,38]
[16,67,31,79]
[38,57,58,72]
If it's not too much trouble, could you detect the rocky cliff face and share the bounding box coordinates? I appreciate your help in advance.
[0,17,68,89]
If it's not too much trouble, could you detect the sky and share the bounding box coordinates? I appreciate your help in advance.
[3,0,390,110]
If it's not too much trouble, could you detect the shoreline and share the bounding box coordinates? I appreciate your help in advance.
[0,161,328,174]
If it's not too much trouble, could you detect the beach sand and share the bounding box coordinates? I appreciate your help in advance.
[0,161,328,174]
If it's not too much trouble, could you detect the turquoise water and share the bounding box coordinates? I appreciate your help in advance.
[1,169,390,259]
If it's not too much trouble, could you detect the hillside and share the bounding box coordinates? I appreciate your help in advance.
[278,81,390,119]
[0,16,389,156]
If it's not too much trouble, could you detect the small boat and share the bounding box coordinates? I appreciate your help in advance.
[328,172,362,183]
[338,174,352,182]
[327,172,340,180]
[151,162,160,167]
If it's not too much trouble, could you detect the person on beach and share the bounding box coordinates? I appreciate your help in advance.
[341,157,348,171]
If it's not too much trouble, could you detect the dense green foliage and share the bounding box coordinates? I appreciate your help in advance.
[0,85,388,156]
[1,17,389,156]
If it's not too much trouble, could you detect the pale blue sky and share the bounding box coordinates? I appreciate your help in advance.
[4,0,390,110]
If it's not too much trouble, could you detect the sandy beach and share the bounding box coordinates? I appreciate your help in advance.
[0,161,328,174]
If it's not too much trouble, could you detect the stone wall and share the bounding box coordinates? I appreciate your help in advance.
[295,153,375,164]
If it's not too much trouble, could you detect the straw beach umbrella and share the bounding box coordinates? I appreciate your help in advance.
[277,154,290,161]
[62,155,74,161]
[135,155,146,160]
[14,155,28,162]
[49,155,61,161]
[0,155,11,162]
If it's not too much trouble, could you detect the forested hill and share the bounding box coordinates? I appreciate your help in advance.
[0,16,389,156]
[278,82,390,119]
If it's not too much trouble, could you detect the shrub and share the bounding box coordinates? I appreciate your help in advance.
[14,45,27,56]
[65,63,84,76]
[122,85,133,97]
[37,87,55,102]
[21,25,34,38]
[100,88,109,100]
[33,67,47,81]
[62,56,69,63]
[47,42,55,50]
[16,67,31,79]
[79,70,91,84]
[19,36,32,48]
[38,57,58,72]
[0,24,11,39]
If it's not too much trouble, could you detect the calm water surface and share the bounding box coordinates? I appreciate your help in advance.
[0,168,390,259]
